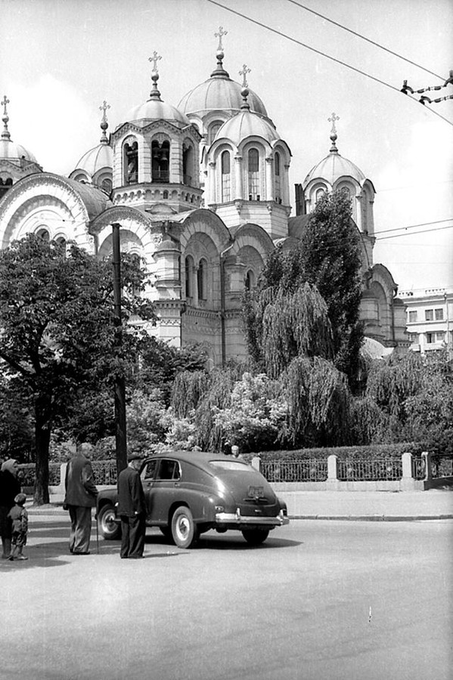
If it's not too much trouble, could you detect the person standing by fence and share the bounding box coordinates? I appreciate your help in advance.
[64,444,98,555]
[8,493,29,561]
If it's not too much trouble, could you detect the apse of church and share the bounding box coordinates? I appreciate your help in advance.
[0,29,408,365]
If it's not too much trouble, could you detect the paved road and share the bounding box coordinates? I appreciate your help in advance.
[1,517,452,680]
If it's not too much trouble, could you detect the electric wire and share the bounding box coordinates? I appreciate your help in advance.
[206,0,453,128]
[375,224,453,240]
[287,0,445,81]
[375,218,453,235]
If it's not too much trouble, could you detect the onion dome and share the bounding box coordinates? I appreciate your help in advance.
[304,113,365,187]
[178,28,268,118]
[214,83,279,146]
[73,101,113,177]
[125,52,190,127]
[0,95,40,165]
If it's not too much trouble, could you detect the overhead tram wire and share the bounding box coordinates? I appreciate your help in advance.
[206,0,453,128]
[287,0,445,81]
[376,218,453,235]
[375,224,453,240]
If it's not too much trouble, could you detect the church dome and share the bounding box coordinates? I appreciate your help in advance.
[178,43,268,119]
[216,108,279,146]
[1,97,39,165]
[74,142,112,176]
[304,121,365,187]
[124,63,189,128]
[214,88,279,147]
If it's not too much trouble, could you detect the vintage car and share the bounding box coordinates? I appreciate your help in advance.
[97,451,289,549]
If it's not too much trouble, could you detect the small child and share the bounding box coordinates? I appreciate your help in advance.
[8,493,29,561]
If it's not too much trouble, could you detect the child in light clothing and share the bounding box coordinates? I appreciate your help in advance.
[8,493,28,561]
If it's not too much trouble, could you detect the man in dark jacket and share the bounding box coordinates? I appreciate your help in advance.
[0,459,21,559]
[64,444,98,555]
[117,453,146,559]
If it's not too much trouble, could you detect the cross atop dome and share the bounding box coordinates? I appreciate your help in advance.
[1,95,11,140]
[99,100,110,143]
[215,26,228,52]
[148,51,162,100]
[211,26,229,77]
[328,112,340,153]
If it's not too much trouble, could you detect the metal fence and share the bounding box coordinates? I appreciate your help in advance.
[261,460,328,483]
[337,458,402,481]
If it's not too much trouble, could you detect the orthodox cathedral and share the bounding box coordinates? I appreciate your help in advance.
[0,32,408,366]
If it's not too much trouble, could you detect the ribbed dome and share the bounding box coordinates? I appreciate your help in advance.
[215,108,279,146]
[74,143,113,175]
[304,151,365,187]
[0,138,38,164]
[126,98,190,127]
[179,75,268,118]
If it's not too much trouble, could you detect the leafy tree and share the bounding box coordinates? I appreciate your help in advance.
[297,190,364,386]
[0,234,156,503]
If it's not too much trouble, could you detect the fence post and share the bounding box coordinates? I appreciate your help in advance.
[251,456,261,472]
[401,452,415,490]
[326,454,338,489]
[421,451,432,481]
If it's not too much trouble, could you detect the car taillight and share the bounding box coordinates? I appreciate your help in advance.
[215,505,225,513]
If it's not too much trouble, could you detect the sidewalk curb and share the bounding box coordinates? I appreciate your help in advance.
[290,514,453,521]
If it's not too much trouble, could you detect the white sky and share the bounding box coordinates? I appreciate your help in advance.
[1,0,452,292]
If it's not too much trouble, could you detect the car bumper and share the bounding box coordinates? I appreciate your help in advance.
[215,510,289,528]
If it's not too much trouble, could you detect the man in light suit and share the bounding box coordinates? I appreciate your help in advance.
[64,443,98,555]
[117,453,146,559]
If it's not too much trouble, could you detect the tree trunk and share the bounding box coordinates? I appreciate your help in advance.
[33,397,52,505]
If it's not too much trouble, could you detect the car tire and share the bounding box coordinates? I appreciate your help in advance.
[98,504,121,540]
[171,506,199,549]
[241,529,269,546]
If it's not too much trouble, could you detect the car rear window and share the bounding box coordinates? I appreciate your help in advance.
[209,460,249,471]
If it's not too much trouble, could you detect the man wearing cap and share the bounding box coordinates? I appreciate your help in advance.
[117,453,146,559]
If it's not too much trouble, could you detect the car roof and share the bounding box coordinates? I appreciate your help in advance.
[145,450,247,470]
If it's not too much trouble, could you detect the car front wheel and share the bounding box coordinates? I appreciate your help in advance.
[98,504,121,540]
[171,506,199,549]
[241,529,269,546]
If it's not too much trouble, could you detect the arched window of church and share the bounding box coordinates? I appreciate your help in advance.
[36,228,50,241]
[209,121,223,145]
[245,269,255,290]
[197,258,207,301]
[183,143,193,186]
[152,140,170,183]
[248,148,260,200]
[130,253,141,297]
[274,152,281,203]
[315,188,326,204]
[221,150,231,202]
[185,255,194,298]
[101,178,112,194]
[0,177,12,199]
[124,141,138,184]
[163,190,169,199]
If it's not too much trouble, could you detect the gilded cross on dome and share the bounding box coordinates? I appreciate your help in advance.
[1,95,9,117]
[149,51,162,72]
[99,100,110,123]
[328,112,340,135]
[214,26,228,51]
[239,64,251,88]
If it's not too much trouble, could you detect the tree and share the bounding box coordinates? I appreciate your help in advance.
[297,190,364,386]
[0,234,156,503]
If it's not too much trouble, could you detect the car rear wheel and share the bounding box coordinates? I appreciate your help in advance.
[171,506,199,549]
[241,529,269,546]
[98,504,121,540]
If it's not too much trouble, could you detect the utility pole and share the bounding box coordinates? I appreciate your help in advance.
[112,223,127,474]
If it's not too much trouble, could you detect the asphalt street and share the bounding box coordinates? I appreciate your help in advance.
[1,515,452,680]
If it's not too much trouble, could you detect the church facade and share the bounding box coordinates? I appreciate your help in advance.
[0,37,408,367]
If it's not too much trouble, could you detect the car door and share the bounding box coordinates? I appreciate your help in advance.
[151,458,182,525]
[141,458,160,522]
